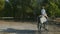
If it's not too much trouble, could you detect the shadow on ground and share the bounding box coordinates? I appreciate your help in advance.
[2,28,37,34]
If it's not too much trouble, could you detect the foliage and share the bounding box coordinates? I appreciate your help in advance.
[0,0,5,11]
[46,0,60,17]
[0,0,60,19]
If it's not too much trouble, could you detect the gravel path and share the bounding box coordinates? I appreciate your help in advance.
[0,20,37,30]
[0,20,60,34]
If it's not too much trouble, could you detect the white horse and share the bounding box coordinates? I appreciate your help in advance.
[38,15,48,31]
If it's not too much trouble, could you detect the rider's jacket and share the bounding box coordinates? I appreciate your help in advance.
[41,8,47,19]
[41,8,47,16]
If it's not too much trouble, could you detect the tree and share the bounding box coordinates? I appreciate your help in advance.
[0,0,5,11]
[46,0,60,17]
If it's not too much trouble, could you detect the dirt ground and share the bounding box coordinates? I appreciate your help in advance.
[0,20,60,34]
[0,20,37,30]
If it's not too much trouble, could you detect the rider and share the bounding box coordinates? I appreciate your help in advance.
[41,6,48,19]
[40,6,48,31]
[38,6,48,23]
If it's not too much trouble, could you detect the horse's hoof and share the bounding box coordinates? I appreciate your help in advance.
[45,29,49,31]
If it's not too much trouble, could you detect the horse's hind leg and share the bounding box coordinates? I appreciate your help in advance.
[38,23,42,31]
[38,23,42,34]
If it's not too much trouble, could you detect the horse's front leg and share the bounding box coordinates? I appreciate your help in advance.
[43,22,48,31]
